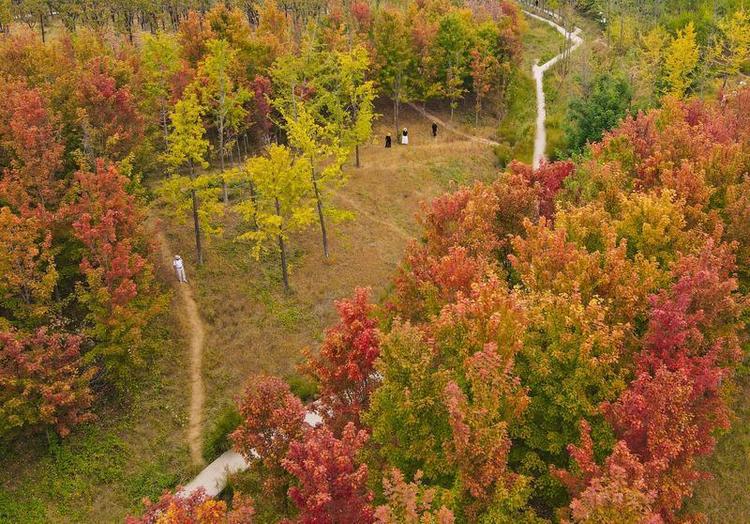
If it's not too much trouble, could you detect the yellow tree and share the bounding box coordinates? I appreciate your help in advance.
[231,144,315,291]
[636,25,669,101]
[160,93,220,266]
[664,22,699,98]
[283,102,350,260]
[711,10,750,89]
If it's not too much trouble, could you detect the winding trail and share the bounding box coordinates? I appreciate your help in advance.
[409,8,583,171]
[155,229,205,466]
[176,5,586,497]
[525,9,584,169]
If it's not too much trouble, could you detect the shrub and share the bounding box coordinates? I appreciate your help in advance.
[286,373,319,403]
[203,404,242,462]
[494,141,513,168]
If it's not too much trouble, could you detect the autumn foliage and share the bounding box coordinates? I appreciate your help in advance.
[125,488,255,524]
[282,423,374,523]
[306,287,380,433]
[0,41,162,440]
[224,89,750,522]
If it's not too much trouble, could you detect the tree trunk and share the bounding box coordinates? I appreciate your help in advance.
[275,198,290,292]
[161,108,169,149]
[243,132,251,158]
[219,124,228,204]
[355,144,360,168]
[40,15,45,43]
[236,139,243,164]
[127,12,134,44]
[189,161,204,265]
[393,95,400,141]
[311,162,329,259]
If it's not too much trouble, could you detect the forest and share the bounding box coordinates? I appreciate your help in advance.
[1,0,749,522]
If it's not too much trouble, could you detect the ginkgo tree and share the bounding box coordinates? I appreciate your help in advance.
[231,143,315,292]
[193,38,252,204]
[373,8,414,138]
[328,47,376,168]
[282,101,350,260]
[664,22,699,98]
[160,92,220,266]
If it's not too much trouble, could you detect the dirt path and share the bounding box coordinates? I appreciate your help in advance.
[155,229,205,466]
[334,191,412,242]
[407,103,500,146]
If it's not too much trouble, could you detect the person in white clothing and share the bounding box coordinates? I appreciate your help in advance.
[173,255,187,283]
[401,127,409,145]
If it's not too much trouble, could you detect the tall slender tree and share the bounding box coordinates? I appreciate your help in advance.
[232,144,315,291]
[160,92,214,265]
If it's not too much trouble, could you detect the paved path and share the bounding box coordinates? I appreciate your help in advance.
[408,9,583,171]
[179,411,322,497]
[524,9,584,169]
[176,5,586,500]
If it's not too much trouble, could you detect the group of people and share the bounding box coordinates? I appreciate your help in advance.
[385,122,438,148]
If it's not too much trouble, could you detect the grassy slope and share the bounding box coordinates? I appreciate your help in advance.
[160,103,500,432]
[686,377,750,522]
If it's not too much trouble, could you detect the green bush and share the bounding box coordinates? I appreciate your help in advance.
[494,141,513,168]
[203,405,242,463]
[286,374,319,403]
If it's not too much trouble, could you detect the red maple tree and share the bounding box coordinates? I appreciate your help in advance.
[306,288,380,434]
[282,422,374,524]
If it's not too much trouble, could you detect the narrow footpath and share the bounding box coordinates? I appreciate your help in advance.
[155,229,206,466]
[176,6,586,497]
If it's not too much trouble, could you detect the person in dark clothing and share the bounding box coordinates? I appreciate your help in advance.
[385,134,392,148]
[432,122,438,137]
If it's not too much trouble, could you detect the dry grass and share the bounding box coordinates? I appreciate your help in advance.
[157,103,499,424]
[686,377,750,522]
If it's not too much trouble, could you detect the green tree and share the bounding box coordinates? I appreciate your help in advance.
[231,144,315,291]
[141,32,183,150]
[563,74,633,155]
[373,9,414,138]
[434,10,474,120]
[194,38,252,204]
